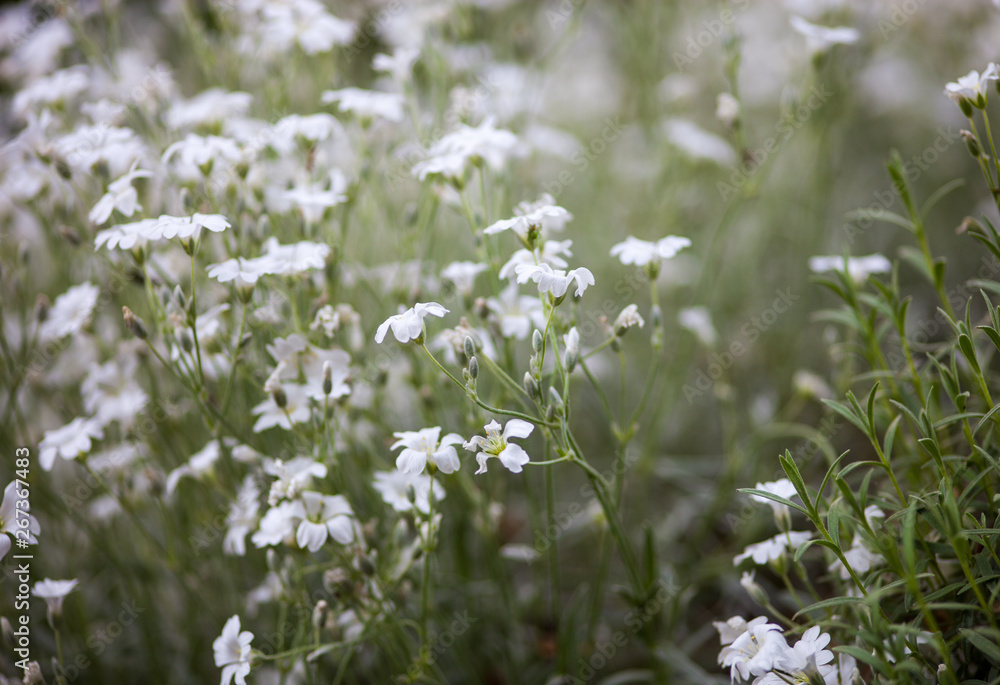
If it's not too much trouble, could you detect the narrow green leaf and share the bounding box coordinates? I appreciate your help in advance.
[961,629,1000,665]
[821,399,869,436]
[737,488,809,516]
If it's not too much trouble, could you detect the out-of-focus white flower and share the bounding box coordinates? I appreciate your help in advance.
[54,124,146,177]
[486,283,545,340]
[38,283,100,342]
[790,16,860,54]
[165,88,252,130]
[89,161,152,225]
[0,481,40,562]
[207,238,330,285]
[611,235,691,268]
[263,456,327,504]
[272,113,342,146]
[165,438,258,496]
[162,134,243,171]
[252,500,300,548]
[373,48,420,84]
[375,302,449,344]
[830,535,884,580]
[97,214,229,249]
[39,417,103,471]
[33,579,78,617]
[945,63,999,110]
[391,427,464,475]
[793,369,834,400]
[373,470,444,514]
[678,307,717,347]
[81,357,148,429]
[412,117,520,182]
[808,254,890,283]
[283,173,348,225]
[224,477,261,557]
[252,383,312,432]
[464,419,533,474]
[485,195,572,240]
[514,263,594,298]
[322,88,405,123]
[441,261,488,297]
[12,65,89,118]
[662,118,736,165]
[733,531,812,566]
[214,615,253,685]
[716,92,740,128]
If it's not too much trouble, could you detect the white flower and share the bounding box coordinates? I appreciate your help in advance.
[81,358,148,430]
[38,283,100,342]
[39,417,103,470]
[830,536,884,580]
[295,492,355,552]
[94,219,157,251]
[790,16,860,54]
[391,427,464,475]
[373,471,444,514]
[273,113,342,145]
[441,261,488,297]
[224,477,261,557]
[714,616,751,646]
[251,383,312,432]
[162,134,243,171]
[373,48,420,84]
[321,88,405,122]
[514,263,595,298]
[718,616,791,681]
[375,302,449,344]
[251,500,301,548]
[148,213,231,241]
[662,118,736,165]
[750,479,799,526]
[214,615,253,685]
[678,307,717,347]
[613,305,645,334]
[412,117,520,182]
[485,195,572,239]
[486,283,545,340]
[564,327,580,358]
[166,88,252,130]
[464,419,533,475]
[0,481,40,562]
[733,531,812,566]
[33,579,78,617]
[716,92,740,128]
[208,239,330,284]
[12,65,89,118]
[610,235,691,268]
[808,254,890,283]
[945,63,999,108]
[264,456,327,504]
[89,161,152,225]
[498,239,573,280]
[166,439,258,496]
[282,173,348,225]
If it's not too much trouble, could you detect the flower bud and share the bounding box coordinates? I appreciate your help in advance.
[962,130,981,158]
[322,360,333,396]
[463,335,476,360]
[59,225,82,246]
[357,555,376,576]
[180,329,194,353]
[173,285,186,310]
[271,385,287,409]
[123,306,148,340]
[468,355,479,380]
[35,294,49,324]
[523,372,540,400]
[532,329,543,353]
[312,600,329,631]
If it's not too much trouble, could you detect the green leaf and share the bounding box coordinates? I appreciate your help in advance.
[737,488,809,516]
[821,399,869,436]
[920,178,966,219]
[793,596,865,619]
[828,502,841,550]
[778,451,814,517]
[978,325,1000,355]
[958,333,982,374]
[961,629,1000,665]
[833,646,891,675]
